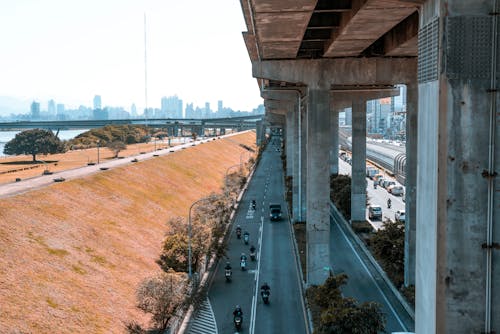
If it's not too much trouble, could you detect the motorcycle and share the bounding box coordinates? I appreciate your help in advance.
[251,200,256,210]
[243,232,249,245]
[236,228,242,239]
[234,315,242,330]
[261,290,270,304]
[225,269,232,282]
[250,250,256,261]
[240,258,247,271]
[387,200,392,209]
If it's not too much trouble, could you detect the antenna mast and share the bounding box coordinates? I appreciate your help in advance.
[144,12,148,125]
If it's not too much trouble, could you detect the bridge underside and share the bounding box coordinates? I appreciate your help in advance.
[241,0,499,332]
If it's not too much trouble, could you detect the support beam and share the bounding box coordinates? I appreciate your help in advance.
[330,109,339,176]
[253,58,417,87]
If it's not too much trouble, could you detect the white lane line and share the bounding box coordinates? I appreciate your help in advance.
[250,216,264,334]
[336,220,408,331]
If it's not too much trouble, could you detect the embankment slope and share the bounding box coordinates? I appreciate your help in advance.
[0,131,256,333]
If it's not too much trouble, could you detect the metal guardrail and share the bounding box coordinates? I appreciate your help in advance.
[329,201,415,321]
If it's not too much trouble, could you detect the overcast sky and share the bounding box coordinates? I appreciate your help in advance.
[0,0,263,112]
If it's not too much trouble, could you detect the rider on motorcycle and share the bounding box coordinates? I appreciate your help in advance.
[249,245,256,260]
[251,199,256,209]
[233,305,243,317]
[260,282,270,295]
[387,198,392,208]
[225,262,232,271]
[240,253,247,262]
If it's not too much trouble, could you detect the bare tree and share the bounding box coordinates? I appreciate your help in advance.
[135,271,188,331]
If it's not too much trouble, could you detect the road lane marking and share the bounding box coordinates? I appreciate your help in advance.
[249,216,264,334]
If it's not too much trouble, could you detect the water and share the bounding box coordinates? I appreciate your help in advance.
[0,129,88,157]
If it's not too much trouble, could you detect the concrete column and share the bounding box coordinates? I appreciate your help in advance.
[306,87,331,285]
[285,109,294,177]
[416,2,499,333]
[299,99,307,222]
[292,103,300,221]
[255,121,262,145]
[330,108,339,176]
[404,83,417,287]
[351,100,366,222]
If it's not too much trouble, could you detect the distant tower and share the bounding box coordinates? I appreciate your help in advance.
[131,103,137,117]
[30,101,40,119]
[205,102,211,117]
[218,100,223,113]
[93,95,102,110]
[48,99,56,116]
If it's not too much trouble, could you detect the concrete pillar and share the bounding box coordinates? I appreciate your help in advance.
[351,100,366,222]
[285,109,294,177]
[299,99,307,222]
[404,83,417,287]
[330,108,339,176]
[256,121,262,145]
[292,103,300,221]
[306,87,331,285]
[416,2,499,333]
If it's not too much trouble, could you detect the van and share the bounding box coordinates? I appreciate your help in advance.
[368,205,382,220]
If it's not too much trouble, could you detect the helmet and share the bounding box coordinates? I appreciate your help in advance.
[226,261,230,266]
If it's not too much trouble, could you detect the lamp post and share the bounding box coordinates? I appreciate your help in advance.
[96,140,100,164]
[188,196,212,279]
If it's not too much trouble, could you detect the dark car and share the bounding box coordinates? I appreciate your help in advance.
[269,204,282,221]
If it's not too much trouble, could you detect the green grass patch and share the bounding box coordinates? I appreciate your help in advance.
[351,220,374,234]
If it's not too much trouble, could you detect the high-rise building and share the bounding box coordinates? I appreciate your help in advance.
[48,99,56,116]
[160,95,183,118]
[93,95,102,110]
[30,101,40,119]
[130,104,137,117]
[204,102,211,118]
[218,100,223,113]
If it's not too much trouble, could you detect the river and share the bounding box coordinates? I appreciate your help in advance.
[0,129,88,157]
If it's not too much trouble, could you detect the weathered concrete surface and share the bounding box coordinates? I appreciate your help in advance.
[330,109,339,176]
[252,58,417,86]
[306,88,331,285]
[351,99,367,222]
[285,108,294,177]
[416,1,500,333]
[404,83,417,287]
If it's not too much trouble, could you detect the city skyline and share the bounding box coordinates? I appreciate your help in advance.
[0,0,263,115]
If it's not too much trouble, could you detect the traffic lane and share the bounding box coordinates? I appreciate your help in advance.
[330,218,409,332]
[254,146,307,333]
[210,160,267,332]
[255,215,307,334]
[367,178,405,227]
[210,210,261,332]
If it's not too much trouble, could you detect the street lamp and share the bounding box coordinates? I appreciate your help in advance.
[96,140,100,164]
[188,196,212,279]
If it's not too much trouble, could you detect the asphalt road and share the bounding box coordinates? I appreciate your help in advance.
[208,137,308,334]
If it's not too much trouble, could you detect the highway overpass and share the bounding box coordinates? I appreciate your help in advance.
[241,1,499,333]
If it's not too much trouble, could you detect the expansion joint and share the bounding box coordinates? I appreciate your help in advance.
[482,242,500,250]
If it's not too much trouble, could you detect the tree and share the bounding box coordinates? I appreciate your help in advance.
[107,140,126,158]
[370,219,405,286]
[3,129,66,162]
[135,271,188,331]
[330,174,352,219]
[310,274,386,334]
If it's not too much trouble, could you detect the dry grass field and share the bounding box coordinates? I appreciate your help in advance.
[0,131,256,333]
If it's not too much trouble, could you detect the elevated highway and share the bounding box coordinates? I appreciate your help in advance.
[240,1,499,333]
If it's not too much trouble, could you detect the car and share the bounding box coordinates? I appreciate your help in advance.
[395,210,406,223]
[383,180,396,189]
[388,185,404,196]
[368,205,382,220]
[269,204,282,221]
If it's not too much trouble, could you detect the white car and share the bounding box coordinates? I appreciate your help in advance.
[388,185,404,196]
[395,210,406,223]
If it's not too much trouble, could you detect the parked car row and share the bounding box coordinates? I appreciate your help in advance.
[373,175,404,197]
